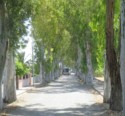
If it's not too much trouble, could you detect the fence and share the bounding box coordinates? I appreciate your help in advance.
[16,74,33,89]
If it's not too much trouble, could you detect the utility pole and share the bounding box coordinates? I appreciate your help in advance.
[32,39,34,86]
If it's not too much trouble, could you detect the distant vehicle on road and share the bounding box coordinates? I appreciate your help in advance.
[62,67,70,75]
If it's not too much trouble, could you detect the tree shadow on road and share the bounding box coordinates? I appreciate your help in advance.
[27,76,95,94]
[5,103,109,116]
[1,75,111,116]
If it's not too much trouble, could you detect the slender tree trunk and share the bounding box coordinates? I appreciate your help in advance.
[106,0,122,111]
[85,41,94,84]
[3,49,16,103]
[39,63,43,83]
[77,45,85,81]
[39,45,46,84]
[0,81,3,110]
[39,62,46,85]
[104,55,111,103]
[42,66,46,84]
[0,1,8,109]
[77,46,81,74]
[120,0,125,115]
[51,62,55,81]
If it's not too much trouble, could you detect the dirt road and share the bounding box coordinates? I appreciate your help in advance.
[5,75,108,116]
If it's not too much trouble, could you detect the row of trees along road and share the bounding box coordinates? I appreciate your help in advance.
[0,0,33,109]
[1,0,125,115]
[31,0,125,115]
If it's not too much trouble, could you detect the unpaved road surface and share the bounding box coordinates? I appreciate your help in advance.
[4,75,109,116]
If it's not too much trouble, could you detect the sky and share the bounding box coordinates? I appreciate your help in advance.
[23,36,32,62]
[22,19,33,62]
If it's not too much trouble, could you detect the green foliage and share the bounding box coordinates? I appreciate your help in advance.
[16,61,29,76]
[15,51,30,76]
[4,0,34,50]
[4,0,120,77]
[30,0,120,76]
[31,0,76,74]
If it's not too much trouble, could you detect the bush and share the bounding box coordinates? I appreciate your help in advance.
[16,61,29,76]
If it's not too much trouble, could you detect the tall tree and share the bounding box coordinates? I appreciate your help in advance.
[106,0,122,111]
[0,0,33,109]
[104,53,111,103]
[0,1,8,109]
[120,0,125,115]
[3,48,16,103]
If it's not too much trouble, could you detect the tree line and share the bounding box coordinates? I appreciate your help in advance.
[0,0,125,115]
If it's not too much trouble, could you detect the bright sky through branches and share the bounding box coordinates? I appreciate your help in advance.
[23,19,32,62]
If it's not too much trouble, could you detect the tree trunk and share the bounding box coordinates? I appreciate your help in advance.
[0,1,8,109]
[104,55,111,103]
[52,61,56,81]
[3,49,16,103]
[39,45,46,85]
[39,62,46,85]
[85,41,94,84]
[39,63,43,83]
[0,81,3,110]
[77,45,85,82]
[77,45,81,75]
[106,0,122,111]
[120,0,125,115]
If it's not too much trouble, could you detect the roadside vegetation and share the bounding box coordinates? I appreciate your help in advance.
[0,0,125,115]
